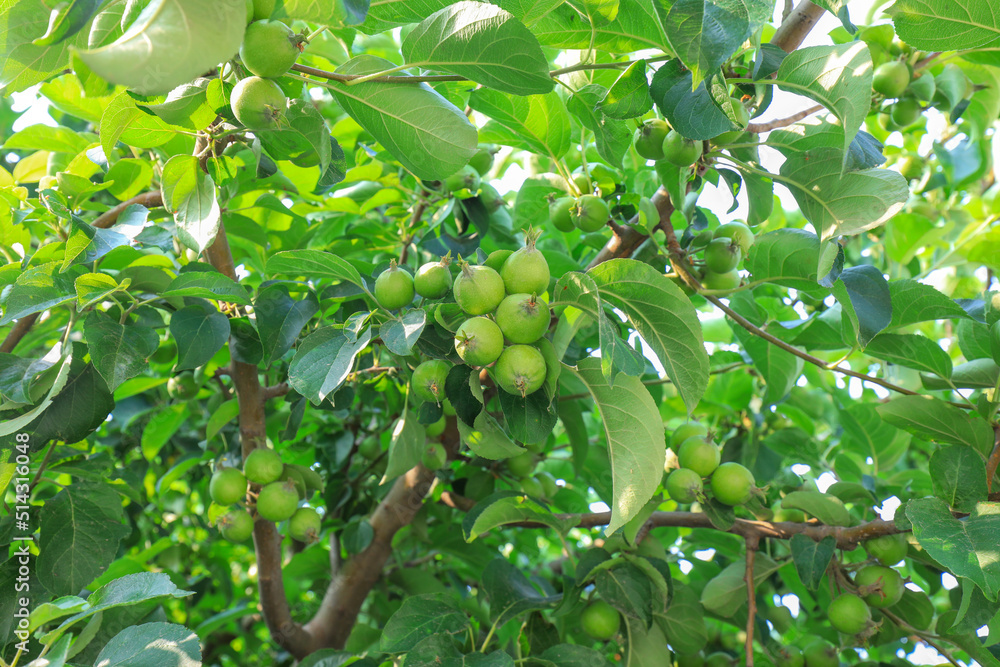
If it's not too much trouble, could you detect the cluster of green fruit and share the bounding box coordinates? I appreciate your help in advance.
[683,220,755,291]
[873,60,970,132]
[663,423,757,507]
[229,0,304,129]
[209,447,324,544]
[827,533,910,638]
[378,232,553,399]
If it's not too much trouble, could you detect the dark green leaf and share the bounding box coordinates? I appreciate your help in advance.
[482,557,562,626]
[254,286,319,364]
[930,446,989,513]
[789,534,835,590]
[84,311,159,391]
[169,303,231,372]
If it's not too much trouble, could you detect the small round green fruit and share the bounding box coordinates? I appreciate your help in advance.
[709,462,755,506]
[414,259,453,299]
[580,600,621,640]
[677,436,721,477]
[495,294,550,344]
[256,479,300,522]
[374,262,415,310]
[210,467,247,506]
[240,20,301,78]
[570,194,610,232]
[634,119,670,160]
[422,442,448,470]
[244,448,284,485]
[230,76,286,128]
[661,130,703,167]
[288,507,321,542]
[494,344,547,397]
[454,317,504,366]
[218,509,254,542]
[500,240,550,295]
[665,467,703,504]
[453,262,505,315]
[828,593,872,635]
[873,61,910,98]
[412,359,451,404]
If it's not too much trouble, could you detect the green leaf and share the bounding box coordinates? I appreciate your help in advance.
[773,43,873,163]
[0,355,73,438]
[597,60,652,119]
[100,90,175,158]
[462,491,574,541]
[141,404,188,460]
[402,1,552,95]
[656,585,707,656]
[729,320,803,406]
[0,353,54,404]
[596,563,653,624]
[498,390,558,445]
[839,403,909,472]
[624,618,669,667]
[889,0,1000,51]
[865,333,953,378]
[566,85,631,168]
[73,272,122,307]
[75,0,246,95]
[457,411,527,459]
[163,271,251,305]
[663,0,750,85]
[380,309,426,356]
[745,228,823,293]
[469,89,571,160]
[32,361,115,445]
[84,311,159,391]
[267,249,368,291]
[253,287,318,364]
[777,148,909,241]
[106,159,154,201]
[650,59,734,140]
[382,411,426,483]
[780,490,850,526]
[0,262,81,325]
[700,553,782,617]
[169,303,230,372]
[0,0,89,94]
[483,557,561,627]
[877,395,994,456]
[206,398,239,441]
[565,358,665,534]
[380,594,468,653]
[36,481,130,597]
[330,55,477,180]
[62,218,132,271]
[4,124,91,153]
[922,358,999,390]
[831,265,891,348]
[257,100,334,174]
[94,622,201,667]
[160,154,220,253]
[907,498,1000,601]
[590,259,709,411]
[288,325,373,405]
[525,0,670,52]
[889,279,972,328]
[140,79,216,131]
[789,534,836,590]
[931,446,989,513]
[539,645,613,667]
[40,572,193,645]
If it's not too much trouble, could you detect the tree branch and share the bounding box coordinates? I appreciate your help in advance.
[770,1,826,53]
[261,383,289,400]
[746,104,824,133]
[0,313,39,354]
[93,191,164,229]
[988,425,1000,493]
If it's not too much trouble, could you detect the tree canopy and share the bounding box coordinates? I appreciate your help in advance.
[2,0,1000,666]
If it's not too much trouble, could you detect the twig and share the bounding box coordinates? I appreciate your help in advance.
[746,104,824,133]
[0,313,39,354]
[93,191,164,229]
[261,383,290,400]
[744,535,759,667]
[558,362,749,401]
[987,425,1000,493]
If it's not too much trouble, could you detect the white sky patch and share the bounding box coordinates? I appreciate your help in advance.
[815,471,837,492]
[941,573,959,590]
[791,463,810,476]
[589,501,610,513]
[875,495,900,520]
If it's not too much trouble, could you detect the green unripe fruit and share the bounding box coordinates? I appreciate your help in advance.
[774,646,804,667]
[665,467,703,504]
[494,344,547,397]
[802,639,838,667]
[828,593,871,635]
[661,130,703,167]
[479,183,504,212]
[677,436,721,477]
[245,0,254,23]
[412,359,451,403]
[209,467,247,506]
[676,654,705,667]
[483,249,513,273]
[454,316,504,366]
[358,436,381,460]
[279,466,307,499]
[519,475,545,497]
[570,194,610,232]
[865,532,908,565]
[414,260,453,299]
[443,165,481,193]
[670,422,708,450]
[710,462,755,506]
[890,97,922,127]
[703,237,742,273]
[240,20,301,78]
[580,600,620,640]
[588,164,621,194]
[714,222,754,256]
[218,509,254,542]
[536,471,558,498]
[244,448,284,485]
[773,505,807,523]
[252,0,275,19]
[167,372,199,399]
[230,76,286,128]
[549,196,576,232]
[469,147,495,175]
[256,479,300,521]
[422,442,448,470]
[704,653,734,667]
[288,507,321,542]
[374,262,415,310]
[495,294,550,344]
[453,262,505,315]
[634,119,670,160]
[426,415,447,438]
[501,242,550,295]
[506,451,536,478]
[701,268,741,290]
[854,565,904,608]
[873,61,910,98]
[766,605,794,633]
[897,154,924,181]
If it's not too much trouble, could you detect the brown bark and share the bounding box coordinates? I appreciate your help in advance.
[93,191,164,229]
